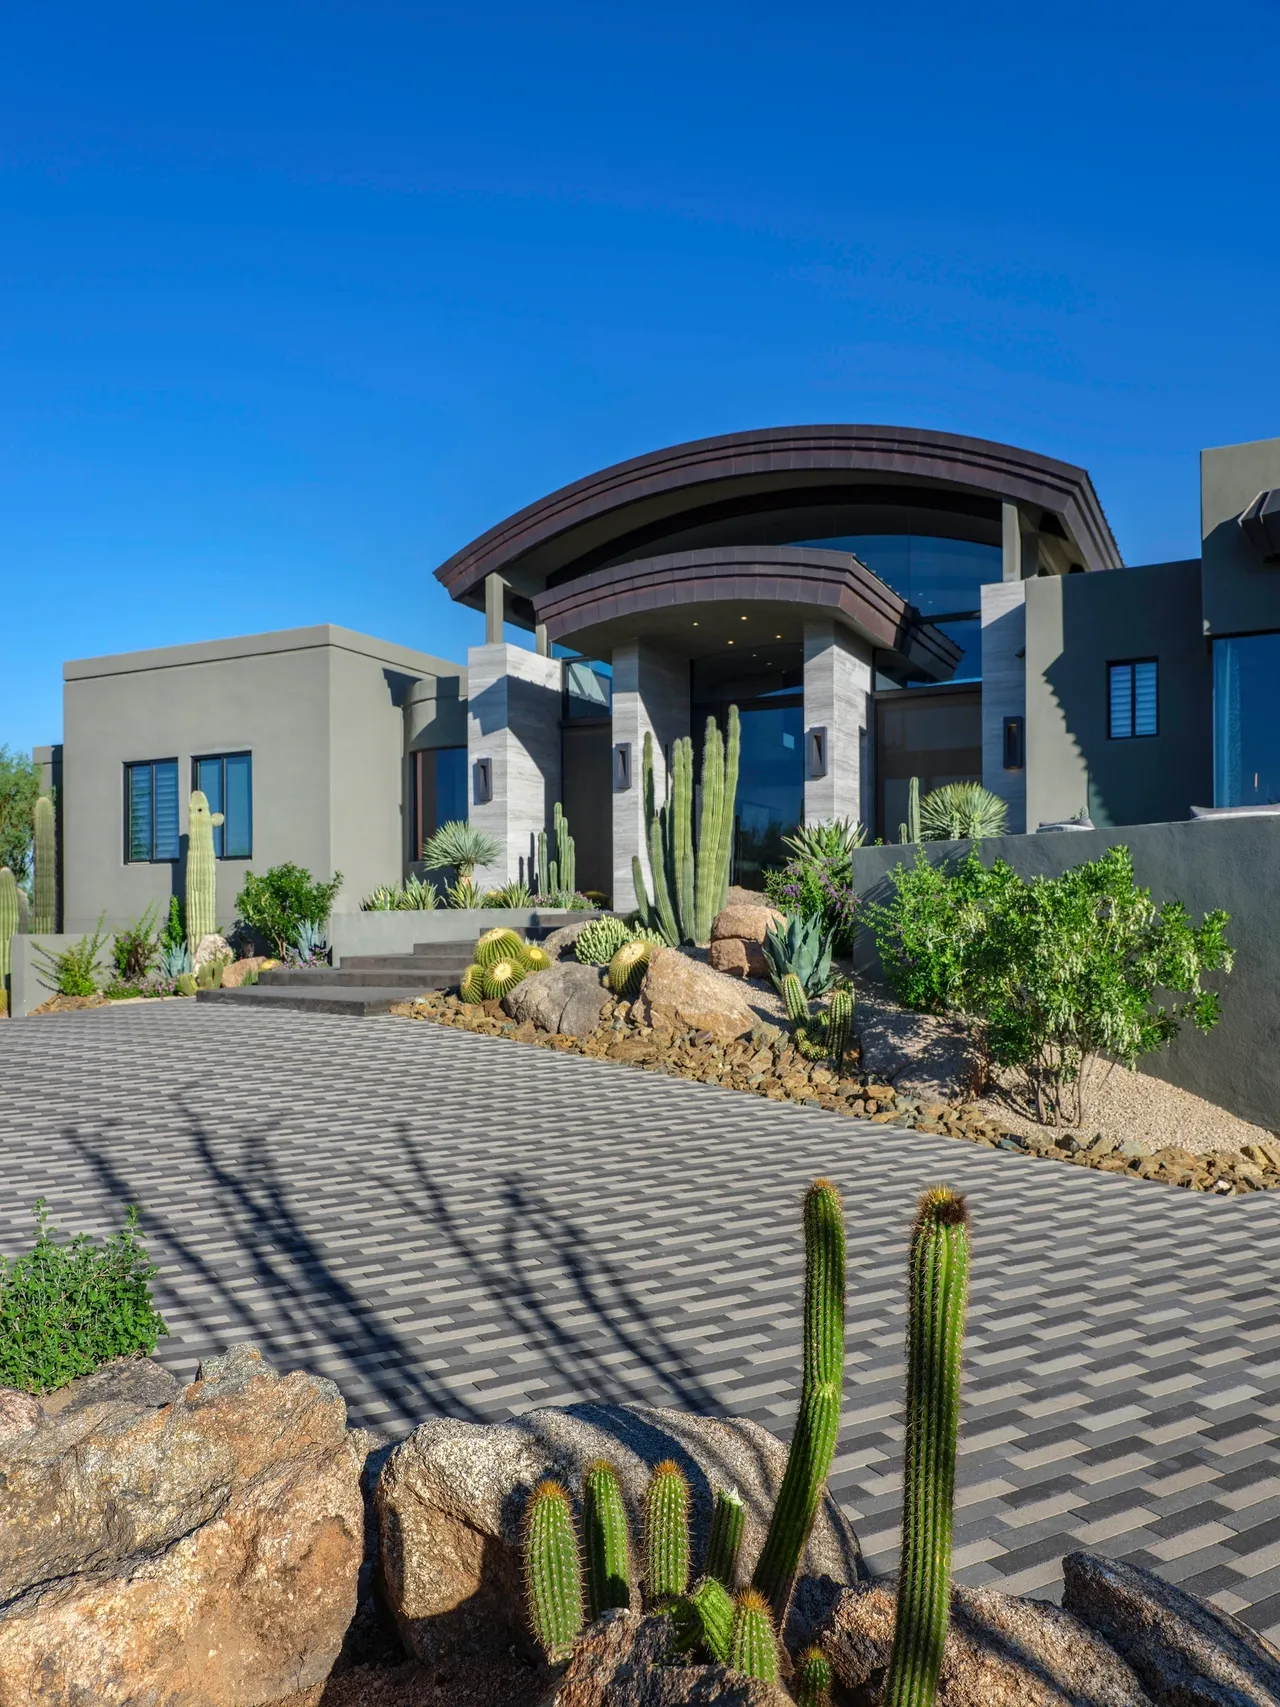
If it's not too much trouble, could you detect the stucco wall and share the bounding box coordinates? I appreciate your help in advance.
[844,816,1280,1130]
[1202,436,1280,638]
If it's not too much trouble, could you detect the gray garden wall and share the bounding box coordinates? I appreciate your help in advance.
[328,907,599,960]
[844,816,1280,1131]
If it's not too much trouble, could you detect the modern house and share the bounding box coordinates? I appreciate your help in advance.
[45,424,1280,931]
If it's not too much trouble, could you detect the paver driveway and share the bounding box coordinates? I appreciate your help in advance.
[3,1004,1280,1635]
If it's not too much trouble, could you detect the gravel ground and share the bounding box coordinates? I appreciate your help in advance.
[978,1054,1274,1156]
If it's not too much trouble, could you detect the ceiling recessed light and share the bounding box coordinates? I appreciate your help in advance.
[740,616,748,622]
[692,621,699,627]
[727,640,734,645]
[775,633,782,638]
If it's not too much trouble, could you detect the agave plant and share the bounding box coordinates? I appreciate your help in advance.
[159,938,193,979]
[360,885,400,912]
[919,783,1009,842]
[485,879,535,908]
[422,820,501,881]
[780,818,867,864]
[761,912,833,998]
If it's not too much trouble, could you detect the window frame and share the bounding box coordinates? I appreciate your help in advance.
[1108,658,1159,741]
[191,751,254,859]
[124,758,180,863]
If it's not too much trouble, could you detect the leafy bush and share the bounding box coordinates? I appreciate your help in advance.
[0,746,41,884]
[865,845,1234,1124]
[919,782,1009,842]
[0,1200,168,1394]
[763,818,864,955]
[112,904,160,981]
[33,917,107,997]
[235,863,342,958]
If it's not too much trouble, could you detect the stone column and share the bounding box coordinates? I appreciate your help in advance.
[611,641,690,911]
[803,623,872,829]
[466,643,562,889]
[980,581,1027,834]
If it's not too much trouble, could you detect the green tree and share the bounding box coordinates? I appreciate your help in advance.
[0,747,41,885]
[235,863,343,958]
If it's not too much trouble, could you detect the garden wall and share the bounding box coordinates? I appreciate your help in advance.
[329,907,599,960]
[845,815,1280,1131]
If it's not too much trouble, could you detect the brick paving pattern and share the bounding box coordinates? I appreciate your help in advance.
[3,1005,1280,1635]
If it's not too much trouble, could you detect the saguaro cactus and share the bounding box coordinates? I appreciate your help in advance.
[906,776,922,844]
[32,795,55,932]
[0,867,17,985]
[523,1480,584,1661]
[752,1180,846,1625]
[728,1589,779,1683]
[582,1459,631,1618]
[704,1487,745,1588]
[645,1460,690,1603]
[185,790,223,953]
[632,709,740,946]
[884,1187,971,1707]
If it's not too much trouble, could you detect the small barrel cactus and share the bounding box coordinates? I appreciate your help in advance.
[608,938,651,996]
[521,944,552,974]
[796,1646,834,1706]
[728,1589,778,1683]
[645,1459,690,1603]
[481,955,526,1000]
[522,1480,584,1662]
[459,963,486,1003]
[574,916,632,965]
[704,1487,745,1588]
[582,1459,632,1618]
[475,927,526,968]
[781,971,809,1027]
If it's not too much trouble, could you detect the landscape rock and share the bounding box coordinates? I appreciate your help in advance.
[540,919,602,960]
[539,1610,793,1705]
[710,905,785,945]
[220,955,276,988]
[632,949,762,1042]
[854,994,983,1101]
[376,1401,861,1668]
[707,937,770,979]
[819,1578,1154,1706]
[503,961,610,1036]
[1063,1550,1280,1705]
[192,931,234,972]
[40,1354,180,1417]
[0,1388,44,1442]
[0,1342,367,1706]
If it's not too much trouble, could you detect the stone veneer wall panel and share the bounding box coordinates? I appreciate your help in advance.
[803,622,872,829]
[466,643,562,888]
[611,642,690,912]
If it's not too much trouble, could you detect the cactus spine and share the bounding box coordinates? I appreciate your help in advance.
[645,1460,690,1603]
[704,1487,745,1588]
[827,988,853,1071]
[522,1480,584,1662]
[907,776,921,844]
[685,1574,734,1663]
[752,1180,845,1626]
[633,709,740,946]
[185,791,223,952]
[0,868,17,986]
[32,795,55,932]
[781,971,809,1027]
[582,1460,631,1619]
[796,1647,834,1707]
[728,1589,779,1683]
[884,1188,971,1707]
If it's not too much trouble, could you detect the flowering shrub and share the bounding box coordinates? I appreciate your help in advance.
[764,851,859,956]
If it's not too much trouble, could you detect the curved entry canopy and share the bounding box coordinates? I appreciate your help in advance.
[434,423,1122,626]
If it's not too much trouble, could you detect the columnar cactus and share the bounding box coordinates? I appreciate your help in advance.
[907,776,921,845]
[582,1459,632,1618]
[522,1480,584,1662]
[632,708,740,947]
[0,867,17,985]
[704,1487,745,1588]
[796,1647,834,1706]
[32,795,56,933]
[682,1574,734,1663]
[554,802,576,896]
[795,1017,830,1061]
[827,988,853,1071]
[645,1460,690,1603]
[728,1589,779,1683]
[15,886,28,934]
[752,1180,846,1625]
[781,971,809,1028]
[883,1188,971,1707]
[185,791,223,953]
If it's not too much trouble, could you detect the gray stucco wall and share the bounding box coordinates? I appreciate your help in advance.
[61,625,462,932]
[1202,436,1280,638]
[1025,561,1211,830]
[845,816,1280,1131]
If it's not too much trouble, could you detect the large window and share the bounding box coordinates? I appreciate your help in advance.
[193,753,253,858]
[1214,633,1280,807]
[125,759,180,862]
[694,693,804,888]
[1108,660,1158,740]
[413,747,468,855]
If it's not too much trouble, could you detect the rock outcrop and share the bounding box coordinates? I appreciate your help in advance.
[503,961,610,1036]
[632,949,762,1042]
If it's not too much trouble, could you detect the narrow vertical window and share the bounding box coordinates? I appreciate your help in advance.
[192,753,252,858]
[125,759,179,861]
[1109,660,1157,739]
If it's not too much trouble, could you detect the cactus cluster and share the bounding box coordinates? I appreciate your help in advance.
[461,929,554,1003]
[574,916,633,966]
[537,802,577,897]
[783,975,855,1071]
[185,791,224,953]
[32,796,56,933]
[631,709,740,948]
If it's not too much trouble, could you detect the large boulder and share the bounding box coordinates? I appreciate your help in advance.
[541,919,603,960]
[632,949,762,1042]
[192,932,234,972]
[40,1354,180,1417]
[220,955,277,989]
[854,994,983,1101]
[707,905,785,981]
[375,1402,862,1669]
[0,1343,367,1707]
[0,1389,43,1443]
[1063,1551,1280,1705]
[539,1609,793,1706]
[818,1578,1153,1706]
[503,962,610,1036]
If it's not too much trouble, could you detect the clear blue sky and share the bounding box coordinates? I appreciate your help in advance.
[4,1,1278,752]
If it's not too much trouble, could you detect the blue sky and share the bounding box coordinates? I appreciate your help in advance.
[3,0,1278,751]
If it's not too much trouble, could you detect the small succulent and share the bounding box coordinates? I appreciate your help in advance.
[459,963,486,1003]
[159,938,192,979]
[608,938,651,997]
[475,927,526,967]
[574,917,632,965]
[482,955,526,1000]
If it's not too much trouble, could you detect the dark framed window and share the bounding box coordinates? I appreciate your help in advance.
[193,752,253,858]
[413,747,468,856]
[1109,660,1158,740]
[125,759,180,862]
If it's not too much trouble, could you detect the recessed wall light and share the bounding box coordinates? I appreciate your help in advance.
[727,640,734,645]
[741,615,748,621]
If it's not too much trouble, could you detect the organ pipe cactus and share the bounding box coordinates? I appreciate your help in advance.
[475,927,525,967]
[32,795,56,933]
[645,1460,690,1603]
[553,802,575,896]
[898,775,922,846]
[682,1574,734,1662]
[582,1459,632,1618]
[752,1180,845,1625]
[704,1487,744,1588]
[883,1188,971,1707]
[728,1589,779,1683]
[523,1480,584,1662]
[0,867,17,985]
[827,988,853,1072]
[185,791,223,953]
[781,972,809,1028]
[796,1647,834,1707]
[632,709,740,947]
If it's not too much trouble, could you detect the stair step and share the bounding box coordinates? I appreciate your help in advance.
[257,968,452,989]
[339,953,473,972]
[197,985,422,1017]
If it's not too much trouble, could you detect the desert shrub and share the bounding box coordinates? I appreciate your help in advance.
[0,1200,168,1394]
[236,863,342,958]
[33,917,107,997]
[112,904,160,982]
[764,819,865,956]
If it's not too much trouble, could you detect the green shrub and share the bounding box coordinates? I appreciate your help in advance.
[33,917,107,997]
[0,1200,168,1394]
[112,904,160,981]
[763,819,864,956]
[0,746,41,885]
[235,863,342,958]
[863,848,1014,1014]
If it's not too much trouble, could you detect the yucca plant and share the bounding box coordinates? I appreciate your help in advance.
[485,879,535,908]
[919,782,1008,843]
[422,820,500,883]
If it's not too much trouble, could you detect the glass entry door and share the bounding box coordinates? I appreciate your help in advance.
[695,695,804,889]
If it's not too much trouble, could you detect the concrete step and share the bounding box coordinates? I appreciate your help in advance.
[339,952,474,973]
[257,967,451,989]
[196,984,424,1017]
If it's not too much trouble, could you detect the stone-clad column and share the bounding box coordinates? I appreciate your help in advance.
[980,581,1027,834]
[466,643,562,889]
[803,623,872,829]
[611,642,690,911]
